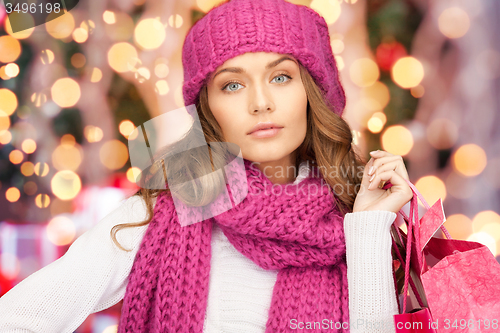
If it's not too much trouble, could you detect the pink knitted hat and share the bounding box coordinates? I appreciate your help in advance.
[181,0,346,116]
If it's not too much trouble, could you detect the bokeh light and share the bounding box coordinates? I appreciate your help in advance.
[71,53,86,68]
[9,150,24,164]
[0,88,18,116]
[0,111,11,133]
[34,162,50,177]
[45,11,75,39]
[52,142,83,171]
[105,12,134,41]
[330,39,344,54]
[5,63,20,78]
[84,125,104,142]
[168,14,183,28]
[126,167,142,183]
[51,78,81,108]
[0,35,21,63]
[310,0,342,25]
[467,232,497,256]
[443,214,472,240]
[119,120,137,139]
[99,140,129,170]
[155,80,170,95]
[24,181,38,195]
[51,170,82,200]
[102,325,118,333]
[46,216,76,246]
[6,187,21,202]
[438,7,470,39]
[415,175,447,205]
[21,139,37,154]
[196,0,227,12]
[20,161,35,176]
[452,144,487,177]
[31,92,48,107]
[108,42,139,73]
[367,112,387,134]
[349,58,380,87]
[0,130,12,144]
[410,85,425,98]
[35,194,51,208]
[154,63,169,78]
[391,56,424,88]
[90,68,103,82]
[334,55,345,71]
[472,211,500,233]
[72,27,89,43]
[134,18,166,50]
[40,49,55,64]
[381,125,414,156]
[361,81,390,110]
[103,10,116,24]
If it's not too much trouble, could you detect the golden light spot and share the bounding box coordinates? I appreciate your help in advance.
[0,66,10,80]
[381,125,413,156]
[51,170,82,200]
[72,27,88,43]
[427,118,458,150]
[334,55,344,71]
[31,92,48,107]
[196,0,227,12]
[103,10,116,24]
[391,56,424,89]
[367,113,387,134]
[21,161,35,176]
[52,143,83,171]
[90,68,103,82]
[155,80,169,96]
[330,39,344,54]
[0,35,22,63]
[108,42,139,73]
[24,181,38,195]
[9,149,24,164]
[5,63,19,78]
[51,78,81,108]
[360,82,390,110]
[443,214,472,240]
[168,14,183,28]
[84,125,104,143]
[102,325,118,333]
[34,162,50,177]
[61,134,76,146]
[310,0,341,25]
[350,58,380,88]
[40,49,55,64]
[45,10,75,39]
[134,18,166,50]
[415,175,447,206]
[126,167,142,183]
[0,89,18,116]
[0,130,12,144]
[154,63,169,78]
[0,111,11,133]
[80,20,96,34]
[472,211,500,233]
[6,187,21,202]
[119,120,137,139]
[135,67,151,83]
[46,216,76,246]
[35,194,51,208]
[4,14,35,39]
[452,144,487,177]
[22,139,37,154]
[71,53,86,68]
[410,85,425,98]
[99,140,129,170]
[438,7,470,39]
[467,232,497,256]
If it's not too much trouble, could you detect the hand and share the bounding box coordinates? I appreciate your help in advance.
[352,150,413,214]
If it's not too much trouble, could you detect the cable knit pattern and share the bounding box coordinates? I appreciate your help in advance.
[182,0,346,115]
[118,159,349,332]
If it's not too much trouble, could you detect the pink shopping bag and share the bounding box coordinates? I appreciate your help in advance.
[391,180,500,333]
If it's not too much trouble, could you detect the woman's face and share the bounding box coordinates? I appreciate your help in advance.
[206,52,308,173]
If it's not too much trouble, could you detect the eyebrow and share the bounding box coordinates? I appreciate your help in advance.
[211,56,298,81]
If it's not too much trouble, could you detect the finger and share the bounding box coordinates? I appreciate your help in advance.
[368,169,412,200]
[360,158,375,188]
[370,160,409,182]
[368,155,402,175]
[369,150,395,159]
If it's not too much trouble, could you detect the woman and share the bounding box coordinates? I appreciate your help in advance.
[0,0,412,332]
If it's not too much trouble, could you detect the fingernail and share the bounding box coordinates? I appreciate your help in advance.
[369,150,378,155]
[369,173,375,182]
[368,166,374,175]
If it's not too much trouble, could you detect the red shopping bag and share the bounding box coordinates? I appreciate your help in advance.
[391,180,500,333]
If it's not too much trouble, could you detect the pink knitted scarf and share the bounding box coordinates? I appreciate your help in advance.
[117,159,350,332]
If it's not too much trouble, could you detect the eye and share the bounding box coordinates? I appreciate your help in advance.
[271,74,292,84]
[222,82,243,92]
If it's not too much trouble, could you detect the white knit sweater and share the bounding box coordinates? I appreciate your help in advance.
[0,163,399,333]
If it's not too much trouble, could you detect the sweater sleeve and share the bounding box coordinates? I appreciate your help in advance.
[0,194,152,333]
[343,210,399,333]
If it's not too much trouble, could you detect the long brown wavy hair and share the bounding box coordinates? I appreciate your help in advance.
[110,60,365,252]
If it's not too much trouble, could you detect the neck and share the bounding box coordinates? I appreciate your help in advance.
[250,154,299,185]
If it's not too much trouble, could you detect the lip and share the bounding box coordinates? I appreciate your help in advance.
[247,122,284,136]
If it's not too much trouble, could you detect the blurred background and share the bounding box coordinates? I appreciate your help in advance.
[1,0,499,331]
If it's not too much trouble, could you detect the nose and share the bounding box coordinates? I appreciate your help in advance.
[248,82,275,115]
